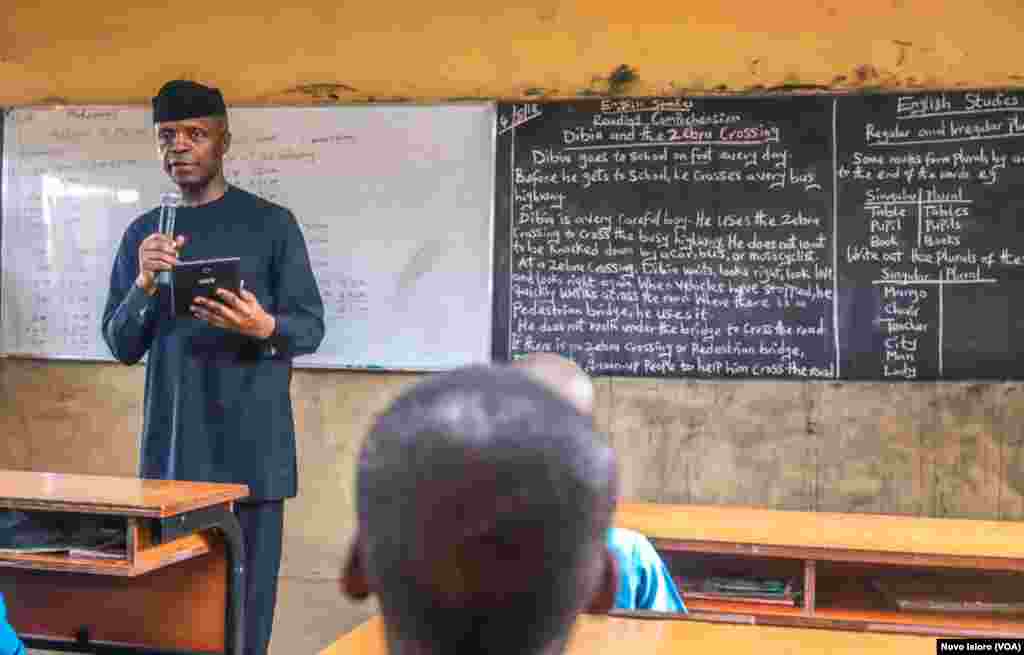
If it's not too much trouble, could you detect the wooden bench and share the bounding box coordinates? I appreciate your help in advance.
[615,502,1024,638]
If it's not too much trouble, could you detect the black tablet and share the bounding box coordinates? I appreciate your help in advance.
[171,257,242,317]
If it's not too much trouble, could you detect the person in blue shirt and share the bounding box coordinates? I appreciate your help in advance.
[606,527,686,612]
[0,594,26,655]
[512,353,687,613]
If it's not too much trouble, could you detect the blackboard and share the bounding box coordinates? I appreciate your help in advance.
[494,92,1024,380]
[836,93,1024,379]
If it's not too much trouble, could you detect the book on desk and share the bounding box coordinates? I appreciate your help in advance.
[0,510,127,559]
[678,576,802,607]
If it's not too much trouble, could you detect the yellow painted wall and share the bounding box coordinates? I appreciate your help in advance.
[3,1,1024,106]
[4,3,1024,650]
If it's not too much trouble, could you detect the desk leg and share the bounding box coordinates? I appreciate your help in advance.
[156,504,246,655]
[217,511,246,655]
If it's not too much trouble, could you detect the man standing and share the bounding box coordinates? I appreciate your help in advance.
[102,80,325,655]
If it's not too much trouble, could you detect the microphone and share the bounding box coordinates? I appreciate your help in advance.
[157,191,181,286]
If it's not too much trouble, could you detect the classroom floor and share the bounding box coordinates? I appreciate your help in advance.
[269,575,378,654]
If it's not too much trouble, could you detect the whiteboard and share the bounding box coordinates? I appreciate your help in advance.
[1,103,495,370]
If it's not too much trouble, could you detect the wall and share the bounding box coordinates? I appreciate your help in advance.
[3,1,1024,106]
[4,1,1024,652]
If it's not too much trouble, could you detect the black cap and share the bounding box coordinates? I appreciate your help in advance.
[152,80,227,123]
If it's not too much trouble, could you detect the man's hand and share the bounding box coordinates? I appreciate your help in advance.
[191,288,276,339]
[136,234,187,295]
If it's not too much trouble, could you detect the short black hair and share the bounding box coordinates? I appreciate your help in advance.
[357,365,617,655]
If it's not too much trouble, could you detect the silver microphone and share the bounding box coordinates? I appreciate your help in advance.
[157,191,181,286]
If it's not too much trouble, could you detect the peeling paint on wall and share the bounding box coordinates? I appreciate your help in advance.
[362,96,412,103]
[535,3,558,23]
[607,64,638,95]
[578,65,638,97]
[0,25,19,64]
[285,82,358,103]
[893,40,913,67]
[35,96,70,106]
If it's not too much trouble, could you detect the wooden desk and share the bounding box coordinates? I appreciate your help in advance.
[615,502,1024,638]
[0,470,249,654]
[321,614,939,655]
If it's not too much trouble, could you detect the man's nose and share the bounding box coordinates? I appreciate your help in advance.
[169,131,192,151]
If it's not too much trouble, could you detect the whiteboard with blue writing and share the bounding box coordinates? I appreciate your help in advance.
[1,103,495,369]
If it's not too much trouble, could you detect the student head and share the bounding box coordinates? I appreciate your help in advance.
[511,353,594,416]
[152,80,231,196]
[342,365,619,655]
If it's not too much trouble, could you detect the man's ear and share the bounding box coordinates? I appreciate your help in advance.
[340,533,372,601]
[584,547,618,614]
[215,127,232,160]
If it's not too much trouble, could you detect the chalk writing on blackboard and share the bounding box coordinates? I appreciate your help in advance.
[498,104,543,135]
[497,97,837,379]
[838,91,1024,380]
